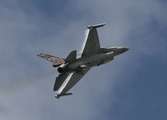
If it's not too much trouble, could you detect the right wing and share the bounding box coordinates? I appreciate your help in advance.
[53,73,69,91]
[59,68,90,94]
[37,53,65,67]
[54,68,90,97]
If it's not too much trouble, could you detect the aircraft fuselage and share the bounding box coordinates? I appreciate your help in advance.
[57,46,128,74]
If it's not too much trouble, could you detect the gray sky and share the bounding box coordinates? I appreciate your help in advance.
[0,0,167,120]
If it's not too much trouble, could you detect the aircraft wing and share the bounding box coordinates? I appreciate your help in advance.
[53,73,70,91]
[54,68,90,98]
[81,23,105,57]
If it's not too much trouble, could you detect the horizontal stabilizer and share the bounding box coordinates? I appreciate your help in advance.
[87,23,106,29]
[65,50,77,63]
[55,93,73,99]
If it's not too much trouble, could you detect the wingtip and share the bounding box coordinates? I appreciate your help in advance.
[87,23,106,29]
[55,93,73,99]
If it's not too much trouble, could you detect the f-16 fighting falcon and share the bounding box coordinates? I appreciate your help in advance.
[37,23,129,99]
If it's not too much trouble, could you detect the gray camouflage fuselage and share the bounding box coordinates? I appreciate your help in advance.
[57,46,128,74]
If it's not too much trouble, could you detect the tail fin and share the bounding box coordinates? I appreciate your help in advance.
[65,50,77,63]
[37,53,65,67]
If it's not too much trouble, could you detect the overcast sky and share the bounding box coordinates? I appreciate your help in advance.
[0,0,167,120]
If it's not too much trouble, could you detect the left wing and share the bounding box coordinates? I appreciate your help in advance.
[81,23,105,57]
[55,68,90,98]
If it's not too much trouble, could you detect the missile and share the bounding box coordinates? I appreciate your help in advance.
[87,23,106,29]
[55,93,73,99]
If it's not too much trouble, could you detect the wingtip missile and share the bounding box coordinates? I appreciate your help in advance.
[55,93,73,99]
[87,23,106,29]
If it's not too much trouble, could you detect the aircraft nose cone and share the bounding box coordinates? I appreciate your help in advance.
[122,48,129,52]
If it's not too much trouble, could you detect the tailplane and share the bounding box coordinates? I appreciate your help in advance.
[65,50,77,63]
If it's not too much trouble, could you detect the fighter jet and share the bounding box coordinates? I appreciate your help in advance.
[37,23,129,99]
